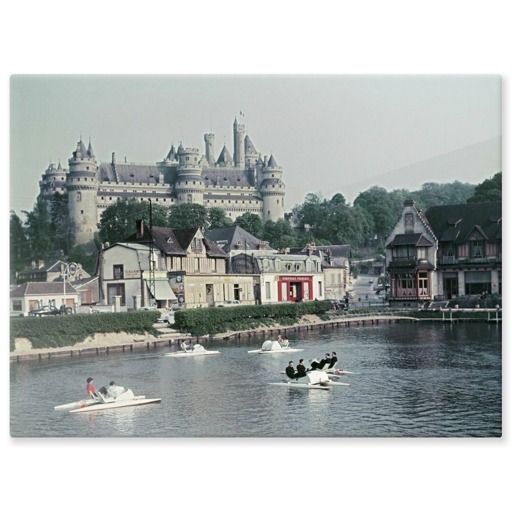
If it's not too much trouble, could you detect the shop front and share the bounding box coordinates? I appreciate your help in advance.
[277,276,313,302]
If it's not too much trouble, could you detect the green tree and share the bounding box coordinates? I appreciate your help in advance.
[353,186,401,243]
[98,199,168,245]
[467,172,501,203]
[49,192,70,253]
[208,207,233,228]
[23,201,55,261]
[168,203,209,229]
[235,212,264,239]
[10,211,30,275]
[263,218,297,249]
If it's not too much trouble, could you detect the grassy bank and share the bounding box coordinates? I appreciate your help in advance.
[9,311,161,351]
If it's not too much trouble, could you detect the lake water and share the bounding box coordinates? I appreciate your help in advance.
[10,322,502,437]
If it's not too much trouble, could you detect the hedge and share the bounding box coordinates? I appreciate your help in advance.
[10,311,161,351]
[174,300,332,336]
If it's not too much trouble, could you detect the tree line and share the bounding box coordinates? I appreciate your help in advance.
[10,172,501,278]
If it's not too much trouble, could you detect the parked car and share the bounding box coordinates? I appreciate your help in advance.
[216,300,241,307]
[28,305,61,317]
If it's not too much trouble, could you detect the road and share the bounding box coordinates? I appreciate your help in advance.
[349,274,387,308]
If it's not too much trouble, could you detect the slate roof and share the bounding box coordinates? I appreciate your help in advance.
[206,226,272,252]
[216,145,234,166]
[244,135,258,154]
[124,226,227,258]
[425,202,502,243]
[386,233,434,248]
[203,169,254,187]
[10,282,77,297]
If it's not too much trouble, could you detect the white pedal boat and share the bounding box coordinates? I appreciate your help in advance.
[56,389,161,413]
[165,343,220,357]
[248,339,303,354]
[270,370,350,390]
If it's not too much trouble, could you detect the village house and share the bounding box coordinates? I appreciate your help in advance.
[10,281,80,316]
[289,243,352,301]
[385,200,502,307]
[97,220,255,310]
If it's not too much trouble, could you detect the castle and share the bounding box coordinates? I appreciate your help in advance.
[38,116,286,247]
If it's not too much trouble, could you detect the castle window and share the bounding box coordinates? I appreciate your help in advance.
[80,210,84,214]
[77,192,82,202]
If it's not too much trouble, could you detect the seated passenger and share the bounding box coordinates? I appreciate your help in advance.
[107,381,126,398]
[327,352,338,369]
[295,359,307,378]
[285,361,299,380]
[311,353,331,370]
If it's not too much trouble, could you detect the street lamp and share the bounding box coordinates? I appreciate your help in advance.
[61,262,80,314]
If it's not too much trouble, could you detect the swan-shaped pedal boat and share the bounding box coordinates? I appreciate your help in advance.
[248,339,303,354]
[165,343,220,357]
[270,370,350,390]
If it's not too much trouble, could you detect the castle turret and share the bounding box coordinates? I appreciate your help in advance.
[204,133,215,166]
[38,161,68,207]
[233,117,245,168]
[259,154,285,222]
[66,137,98,248]
[175,146,204,205]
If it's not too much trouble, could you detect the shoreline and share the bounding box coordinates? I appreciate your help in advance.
[9,314,423,363]
[12,311,499,363]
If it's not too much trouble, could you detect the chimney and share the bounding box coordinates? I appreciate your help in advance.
[38,260,45,269]
[136,219,144,239]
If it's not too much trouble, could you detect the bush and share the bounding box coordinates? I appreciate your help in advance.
[10,311,161,351]
[174,301,332,336]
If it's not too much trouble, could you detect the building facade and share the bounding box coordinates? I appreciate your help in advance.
[38,116,286,248]
[385,200,502,307]
[98,221,255,310]
[229,249,325,305]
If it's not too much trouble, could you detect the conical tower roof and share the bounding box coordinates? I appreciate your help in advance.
[267,154,279,168]
[216,144,233,165]
[87,139,95,158]
[166,144,177,160]
[244,134,258,154]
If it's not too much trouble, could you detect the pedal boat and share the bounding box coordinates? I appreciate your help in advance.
[165,343,220,357]
[270,370,350,390]
[248,339,303,354]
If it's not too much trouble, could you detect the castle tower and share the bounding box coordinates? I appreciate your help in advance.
[175,146,204,205]
[204,133,215,166]
[66,137,98,247]
[233,117,245,168]
[38,161,68,207]
[259,154,286,222]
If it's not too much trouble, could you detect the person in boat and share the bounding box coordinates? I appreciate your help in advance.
[311,353,332,370]
[326,352,338,369]
[296,359,307,378]
[86,377,97,398]
[277,334,289,348]
[181,341,193,352]
[107,381,126,398]
[285,361,299,380]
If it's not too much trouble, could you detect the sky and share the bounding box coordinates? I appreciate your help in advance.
[2,1,510,509]
[10,74,501,214]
